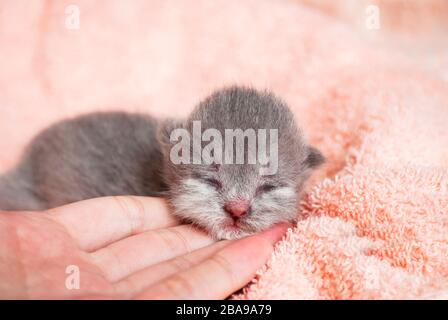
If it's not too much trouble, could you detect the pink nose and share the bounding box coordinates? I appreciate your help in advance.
[223,200,250,218]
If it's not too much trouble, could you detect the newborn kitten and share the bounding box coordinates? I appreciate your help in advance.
[0,86,324,240]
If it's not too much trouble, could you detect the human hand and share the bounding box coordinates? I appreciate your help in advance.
[0,196,288,299]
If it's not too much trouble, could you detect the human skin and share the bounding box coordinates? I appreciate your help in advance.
[0,196,288,299]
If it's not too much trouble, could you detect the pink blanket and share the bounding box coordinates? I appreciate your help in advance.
[1,0,447,299]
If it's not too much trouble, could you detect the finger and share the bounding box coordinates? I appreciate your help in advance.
[136,223,289,300]
[90,224,215,282]
[115,240,232,297]
[47,196,177,252]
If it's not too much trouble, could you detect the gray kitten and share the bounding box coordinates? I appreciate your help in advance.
[0,86,324,240]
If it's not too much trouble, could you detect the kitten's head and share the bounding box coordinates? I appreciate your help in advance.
[159,86,324,239]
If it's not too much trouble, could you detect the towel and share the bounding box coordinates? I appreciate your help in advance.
[0,0,447,299]
[236,69,448,299]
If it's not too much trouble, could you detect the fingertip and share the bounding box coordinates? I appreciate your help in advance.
[258,222,290,244]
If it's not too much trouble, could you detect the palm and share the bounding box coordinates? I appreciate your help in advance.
[1,212,113,299]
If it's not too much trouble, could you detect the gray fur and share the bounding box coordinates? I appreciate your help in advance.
[160,86,324,239]
[0,112,167,210]
[0,86,323,239]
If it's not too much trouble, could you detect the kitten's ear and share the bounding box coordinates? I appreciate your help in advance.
[303,146,325,169]
[157,118,183,147]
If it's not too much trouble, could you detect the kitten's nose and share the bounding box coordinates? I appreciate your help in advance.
[223,200,250,218]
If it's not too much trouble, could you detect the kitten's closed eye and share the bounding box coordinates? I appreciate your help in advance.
[256,184,276,195]
[202,178,222,190]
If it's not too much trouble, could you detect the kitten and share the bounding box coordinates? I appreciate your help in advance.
[0,86,324,240]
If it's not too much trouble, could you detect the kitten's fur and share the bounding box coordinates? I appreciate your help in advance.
[0,86,324,239]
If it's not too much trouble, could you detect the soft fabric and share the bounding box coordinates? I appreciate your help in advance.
[1,0,447,299]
